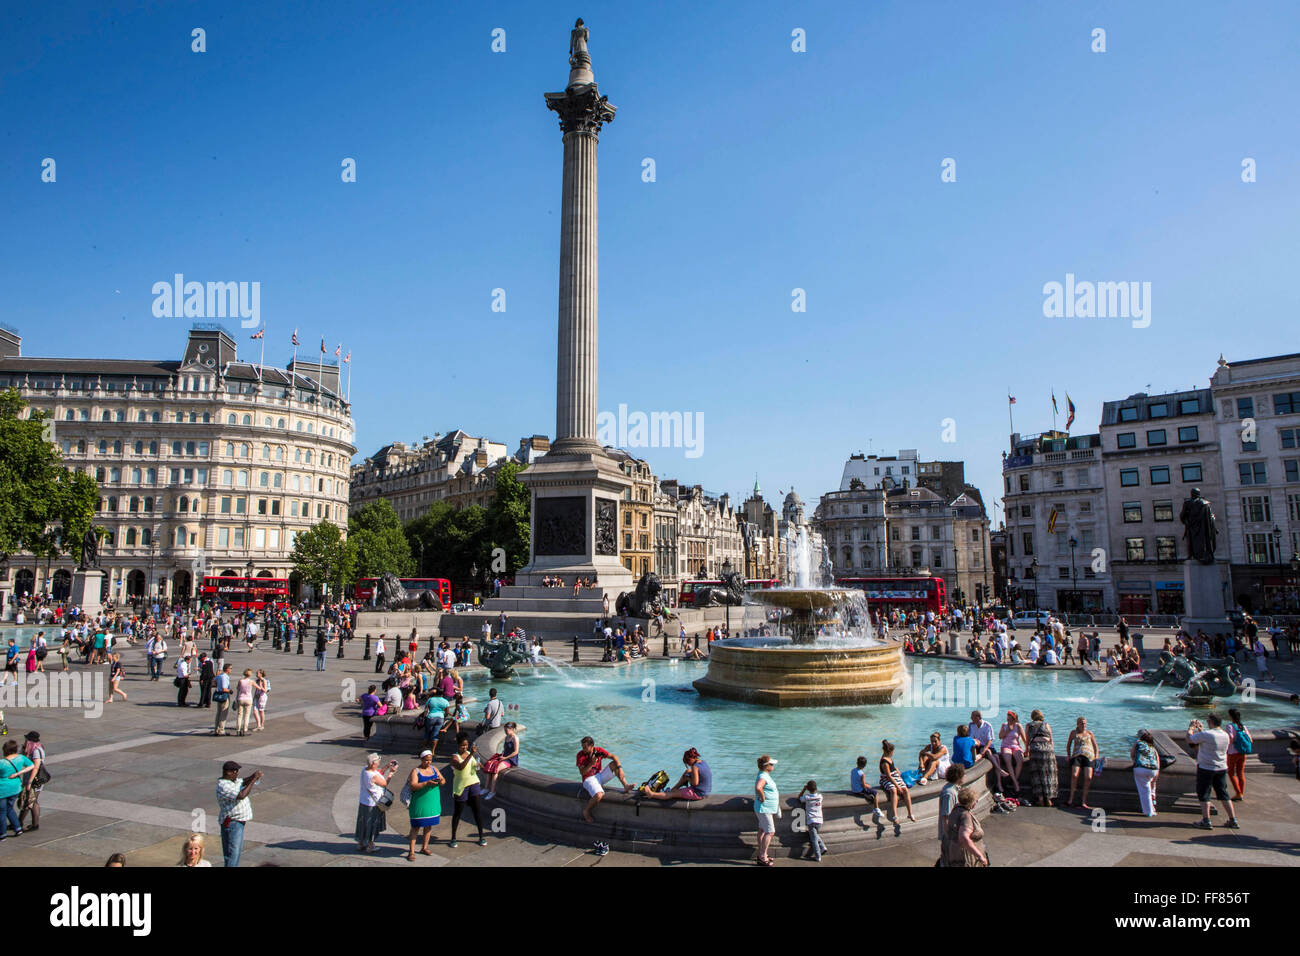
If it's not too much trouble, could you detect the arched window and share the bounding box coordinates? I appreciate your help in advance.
[107,496,117,511]
[296,422,303,432]
[264,417,272,427]
[242,414,251,426]
[129,496,139,512]
[134,440,143,454]
[272,474,282,488]
[149,441,158,454]
[141,528,152,546]
[227,413,237,425]
[262,444,270,459]
[98,440,108,454]
[277,418,285,428]
[237,471,249,487]
[143,496,153,512]
[101,411,111,421]
[125,528,137,545]
[132,467,142,483]
[241,443,250,458]
[291,475,301,491]
[109,467,121,482]
[175,527,187,548]
[275,446,284,460]
[65,410,74,421]
[222,469,233,485]
[179,495,189,512]
[225,443,235,457]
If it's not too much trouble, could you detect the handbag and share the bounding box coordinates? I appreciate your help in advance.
[378,787,395,809]
[399,780,413,807]
[213,689,230,703]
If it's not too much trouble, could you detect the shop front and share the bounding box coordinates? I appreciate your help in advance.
[1118,582,1151,616]
[1155,580,1184,615]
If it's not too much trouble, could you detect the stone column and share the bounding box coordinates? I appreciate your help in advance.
[546,28,616,456]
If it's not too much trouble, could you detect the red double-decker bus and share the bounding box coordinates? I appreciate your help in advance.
[745,578,779,591]
[354,577,451,611]
[834,575,948,616]
[677,579,720,608]
[200,576,290,611]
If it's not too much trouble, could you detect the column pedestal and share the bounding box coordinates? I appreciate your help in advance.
[518,449,633,591]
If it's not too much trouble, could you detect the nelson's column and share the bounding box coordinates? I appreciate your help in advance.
[515,19,634,591]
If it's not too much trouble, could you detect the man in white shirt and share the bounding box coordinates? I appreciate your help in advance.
[968,710,1007,794]
[481,687,504,731]
[1187,713,1238,829]
[373,634,387,674]
[216,761,261,867]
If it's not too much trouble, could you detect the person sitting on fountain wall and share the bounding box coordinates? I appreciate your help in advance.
[684,638,706,661]
[578,736,634,822]
[641,747,712,802]
[850,755,877,802]
[878,740,916,824]
[918,733,950,785]
[969,711,1010,793]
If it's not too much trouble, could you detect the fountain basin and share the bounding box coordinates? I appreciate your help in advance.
[693,637,904,707]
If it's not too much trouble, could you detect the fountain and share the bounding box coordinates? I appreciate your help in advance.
[691,541,904,707]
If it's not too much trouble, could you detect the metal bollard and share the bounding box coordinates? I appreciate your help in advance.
[663,631,669,657]
[364,634,372,660]
[572,634,580,663]
[297,631,304,654]
[337,634,345,658]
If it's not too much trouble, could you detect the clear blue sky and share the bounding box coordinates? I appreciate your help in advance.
[4,0,1298,522]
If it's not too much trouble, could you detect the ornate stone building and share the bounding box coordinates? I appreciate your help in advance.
[608,449,655,581]
[0,324,355,604]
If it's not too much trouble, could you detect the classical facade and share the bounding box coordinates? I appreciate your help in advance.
[0,324,355,604]
[818,457,992,604]
[608,449,655,581]
[1002,431,1110,612]
[1210,352,1300,612]
[1099,388,1224,616]
[652,482,679,602]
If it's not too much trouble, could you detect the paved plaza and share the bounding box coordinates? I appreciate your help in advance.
[1,626,1296,868]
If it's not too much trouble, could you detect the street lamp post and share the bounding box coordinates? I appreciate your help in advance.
[721,558,733,638]
[1028,558,1039,611]
[1068,535,1078,615]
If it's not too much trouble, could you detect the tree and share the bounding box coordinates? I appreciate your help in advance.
[0,389,100,562]
[486,462,530,577]
[289,521,356,600]
[348,498,414,579]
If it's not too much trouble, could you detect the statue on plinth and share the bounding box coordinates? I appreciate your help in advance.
[1179,488,1218,565]
[78,528,100,570]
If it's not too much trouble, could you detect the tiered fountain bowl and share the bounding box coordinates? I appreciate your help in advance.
[691,588,904,707]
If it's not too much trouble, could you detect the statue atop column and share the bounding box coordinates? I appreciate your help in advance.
[1179,488,1218,565]
[569,18,589,60]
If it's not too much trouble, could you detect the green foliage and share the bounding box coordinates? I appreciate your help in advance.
[403,462,532,593]
[348,498,414,579]
[290,520,357,598]
[0,389,100,559]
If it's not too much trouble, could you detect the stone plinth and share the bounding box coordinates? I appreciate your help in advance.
[1181,559,1232,638]
[692,638,904,707]
[517,449,633,591]
[69,569,104,618]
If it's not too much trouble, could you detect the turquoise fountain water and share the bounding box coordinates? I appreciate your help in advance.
[469,657,1297,793]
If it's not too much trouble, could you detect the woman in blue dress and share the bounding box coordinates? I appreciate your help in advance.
[405,749,444,860]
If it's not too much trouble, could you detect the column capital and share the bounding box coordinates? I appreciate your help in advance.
[545,85,617,137]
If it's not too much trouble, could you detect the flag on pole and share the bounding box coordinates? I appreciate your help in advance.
[320,337,326,354]
[334,343,341,358]
[291,330,299,346]
[1008,395,1016,405]
[1051,391,1058,415]
[344,351,351,364]
[250,328,264,340]
[1065,393,1076,430]
[1048,507,1059,533]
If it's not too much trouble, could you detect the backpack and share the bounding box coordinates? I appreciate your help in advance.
[1233,724,1253,755]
